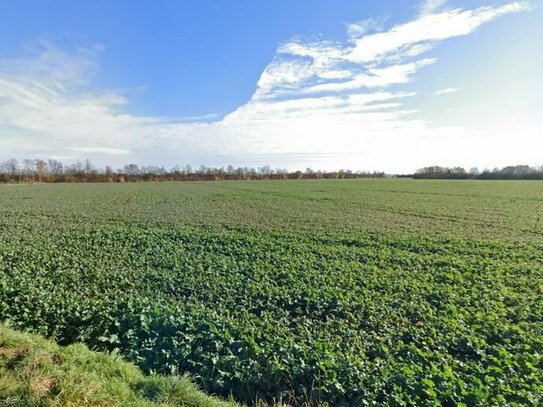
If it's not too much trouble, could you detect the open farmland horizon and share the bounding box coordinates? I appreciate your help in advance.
[1,179,541,240]
[2,0,542,405]
[1,179,542,405]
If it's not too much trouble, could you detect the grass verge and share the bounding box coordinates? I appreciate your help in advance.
[0,324,239,407]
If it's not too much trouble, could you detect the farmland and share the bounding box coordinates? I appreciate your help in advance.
[1,179,542,405]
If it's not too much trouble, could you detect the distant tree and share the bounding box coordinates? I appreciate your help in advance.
[124,164,140,177]
[22,159,35,182]
[415,164,543,180]
[0,159,19,182]
[3,157,541,183]
[48,159,64,182]
[84,159,93,179]
[469,167,480,176]
[105,165,114,182]
[35,159,47,182]
[258,165,272,176]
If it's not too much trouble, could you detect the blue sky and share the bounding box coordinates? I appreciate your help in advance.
[0,0,541,172]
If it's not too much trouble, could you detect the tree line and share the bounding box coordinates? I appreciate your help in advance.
[413,165,543,180]
[0,158,385,183]
[1,159,541,183]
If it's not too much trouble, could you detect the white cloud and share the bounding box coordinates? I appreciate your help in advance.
[345,17,386,40]
[306,59,436,93]
[435,87,459,95]
[252,2,528,102]
[0,39,100,91]
[0,41,157,159]
[68,147,132,155]
[348,2,530,63]
[418,0,448,16]
[253,57,314,100]
[0,2,536,172]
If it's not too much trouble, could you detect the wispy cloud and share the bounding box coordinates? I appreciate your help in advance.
[68,146,132,155]
[347,2,530,64]
[435,87,459,95]
[0,2,535,172]
[345,18,384,40]
[250,2,528,103]
[0,41,156,158]
[418,0,448,16]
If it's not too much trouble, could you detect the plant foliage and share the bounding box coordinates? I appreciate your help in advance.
[1,180,542,405]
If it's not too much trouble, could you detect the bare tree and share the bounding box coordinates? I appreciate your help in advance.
[22,159,35,182]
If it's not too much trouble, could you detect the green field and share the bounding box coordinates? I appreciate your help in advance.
[1,179,542,405]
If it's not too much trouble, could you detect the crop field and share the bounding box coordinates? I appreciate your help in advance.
[0,179,542,405]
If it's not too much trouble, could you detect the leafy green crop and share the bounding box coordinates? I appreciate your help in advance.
[1,180,542,405]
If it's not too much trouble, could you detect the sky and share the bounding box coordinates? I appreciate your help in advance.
[0,0,541,173]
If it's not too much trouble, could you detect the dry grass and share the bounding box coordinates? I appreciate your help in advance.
[0,324,240,407]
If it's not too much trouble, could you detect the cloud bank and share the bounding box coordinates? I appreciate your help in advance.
[0,2,536,172]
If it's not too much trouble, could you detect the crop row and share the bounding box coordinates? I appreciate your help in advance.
[1,226,542,405]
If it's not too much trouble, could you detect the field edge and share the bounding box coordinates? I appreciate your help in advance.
[0,323,240,407]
